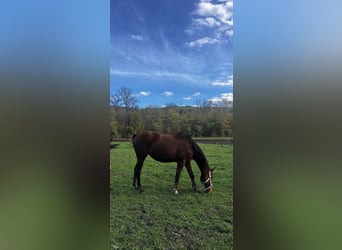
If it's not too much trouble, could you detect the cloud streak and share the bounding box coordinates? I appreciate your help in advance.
[129,35,144,41]
[186,37,220,47]
[110,69,205,84]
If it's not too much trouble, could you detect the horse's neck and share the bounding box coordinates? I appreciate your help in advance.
[196,161,210,181]
[193,151,208,167]
[192,140,209,174]
[194,157,209,175]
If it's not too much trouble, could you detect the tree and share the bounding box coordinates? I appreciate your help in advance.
[117,86,138,112]
[110,86,140,138]
[110,93,120,107]
[109,87,233,139]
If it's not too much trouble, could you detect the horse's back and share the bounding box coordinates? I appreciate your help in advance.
[133,131,159,145]
[132,131,159,154]
[133,131,192,147]
[133,131,194,162]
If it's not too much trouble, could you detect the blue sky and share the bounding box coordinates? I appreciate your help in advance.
[110,0,233,107]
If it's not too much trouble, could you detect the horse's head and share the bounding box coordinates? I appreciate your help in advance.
[202,167,215,193]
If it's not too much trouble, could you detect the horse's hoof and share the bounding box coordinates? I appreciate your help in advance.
[139,187,144,192]
[174,190,178,195]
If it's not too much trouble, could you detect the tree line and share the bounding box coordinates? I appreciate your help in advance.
[110,86,233,139]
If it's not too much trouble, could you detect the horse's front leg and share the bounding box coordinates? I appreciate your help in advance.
[173,161,184,194]
[185,161,199,192]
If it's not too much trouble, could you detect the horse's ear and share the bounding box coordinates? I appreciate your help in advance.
[210,167,215,172]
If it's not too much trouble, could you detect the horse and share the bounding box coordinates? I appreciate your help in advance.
[132,131,215,194]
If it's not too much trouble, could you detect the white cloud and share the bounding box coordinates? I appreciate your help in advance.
[193,17,221,27]
[209,92,233,104]
[186,37,220,47]
[129,35,143,41]
[139,91,151,96]
[184,28,195,35]
[212,75,233,86]
[221,92,233,100]
[197,0,233,28]
[225,29,233,37]
[186,0,233,46]
[212,79,233,86]
[162,91,173,97]
[183,92,201,101]
[208,97,221,103]
[196,1,233,24]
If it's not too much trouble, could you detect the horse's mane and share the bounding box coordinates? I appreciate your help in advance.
[191,139,208,166]
[191,139,204,158]
[173,133,207,162]
[174,132,191,139]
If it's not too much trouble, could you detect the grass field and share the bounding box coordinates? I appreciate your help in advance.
[110,142,233,249]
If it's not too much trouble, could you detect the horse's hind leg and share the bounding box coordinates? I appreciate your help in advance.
[133,157,146,192]
[185,161,199,192]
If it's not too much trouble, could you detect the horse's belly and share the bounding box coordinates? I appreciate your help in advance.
[148,146,179,162]
[149,152,174,162]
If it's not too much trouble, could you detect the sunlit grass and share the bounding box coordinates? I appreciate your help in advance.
[110,142,233,249]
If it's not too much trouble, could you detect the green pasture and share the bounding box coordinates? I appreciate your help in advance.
[110,142,233,249]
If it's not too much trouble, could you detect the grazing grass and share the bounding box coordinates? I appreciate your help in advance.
[110,142,233,249]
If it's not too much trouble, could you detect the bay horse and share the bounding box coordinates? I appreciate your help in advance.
[132,131,214,194]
